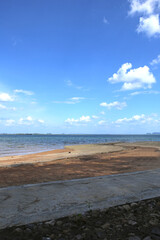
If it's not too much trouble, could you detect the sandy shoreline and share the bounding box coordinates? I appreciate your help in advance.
[0,142,125,167]
[0,141,160,187]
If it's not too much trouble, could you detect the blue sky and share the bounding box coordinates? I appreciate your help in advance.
[0,0,160,134]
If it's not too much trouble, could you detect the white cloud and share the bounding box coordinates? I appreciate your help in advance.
[0,103,7,109]
[65,80,84,90]
[53,100,75,104]
[0,93,13,102]
[137,14,160,36]
[100,111,105,115]
[100,101,127,110]
[150,54,160,65]
[114,114,157,124]
[26,116,33,121]
[129,0,160,15]
[108,63,156,90]
[98,120,107,125]
[130,90,160,95]
[129,0,160,37]
[14,89,34,95]
[5,119,15,126]
[65,115,91,125]
[38,119,44,124]
[18,116,33,125]
[70,97,85,101]
[92,115,99,119]
[53,97,85,104]
[0,104,16,111]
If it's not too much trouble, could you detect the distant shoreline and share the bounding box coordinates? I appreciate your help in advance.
[0,133,160,135]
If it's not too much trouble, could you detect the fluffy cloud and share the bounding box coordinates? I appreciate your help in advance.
[18,116,44,125]
[129,0,160,15]
[115,114,157,124]
[0,93,13,101]
[100,101,127,110]
[18,117,32,125]
[129,0,160,37]
[150,54,160,65]
[14,89,34,95]
[65,115,91,125]
[108,63,156,90]
[137,14,160,36]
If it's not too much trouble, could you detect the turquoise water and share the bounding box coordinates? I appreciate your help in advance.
[0,134,160,157]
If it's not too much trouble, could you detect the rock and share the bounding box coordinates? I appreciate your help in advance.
[95,228,106,238]
[49,234,55,239]
[151,236,160,240]
[101,222,110,229]
[56,220,63,226]
[14,227,23,233]
[24,228,32,233]
[149,219,159,225]
[151,227,160,238]
[45,220,55,226]
[143,237,152,240]
[26,223,35,229]
[131,203,138,207]
[123,204,131,211]
[42,238,51,240]
[128,220,137,226]
[128,236,141,240]
[75,234,83,240]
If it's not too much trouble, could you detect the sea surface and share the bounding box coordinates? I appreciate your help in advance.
[0,134,160,157]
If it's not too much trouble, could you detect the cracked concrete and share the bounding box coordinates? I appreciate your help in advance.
[1,168,160,229]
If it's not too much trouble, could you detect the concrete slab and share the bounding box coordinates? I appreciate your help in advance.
[0,169,160,229]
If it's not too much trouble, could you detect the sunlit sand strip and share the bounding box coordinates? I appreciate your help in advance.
[0,143,125,167]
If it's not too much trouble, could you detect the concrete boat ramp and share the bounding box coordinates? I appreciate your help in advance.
[0,168,160,229]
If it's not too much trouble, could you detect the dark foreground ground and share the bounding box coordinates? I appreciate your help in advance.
[1,197,160,240]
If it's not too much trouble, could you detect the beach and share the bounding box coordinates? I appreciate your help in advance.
[0,141,160,187]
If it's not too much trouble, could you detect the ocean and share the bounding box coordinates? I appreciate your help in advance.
[0,134,160,157]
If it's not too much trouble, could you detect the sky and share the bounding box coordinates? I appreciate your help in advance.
[0,0,160,134]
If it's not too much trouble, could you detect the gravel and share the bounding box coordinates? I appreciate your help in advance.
[1,197,160,240]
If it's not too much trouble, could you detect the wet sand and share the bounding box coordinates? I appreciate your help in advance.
[0,142,160,187]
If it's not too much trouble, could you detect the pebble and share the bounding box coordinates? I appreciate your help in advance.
[14,227,23,233]
[128,236,141,240]
[128,220,137,226]
[123,204,131,211]
[101,222,110,229]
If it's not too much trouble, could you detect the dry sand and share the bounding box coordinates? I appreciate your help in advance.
[0,141,160,187]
